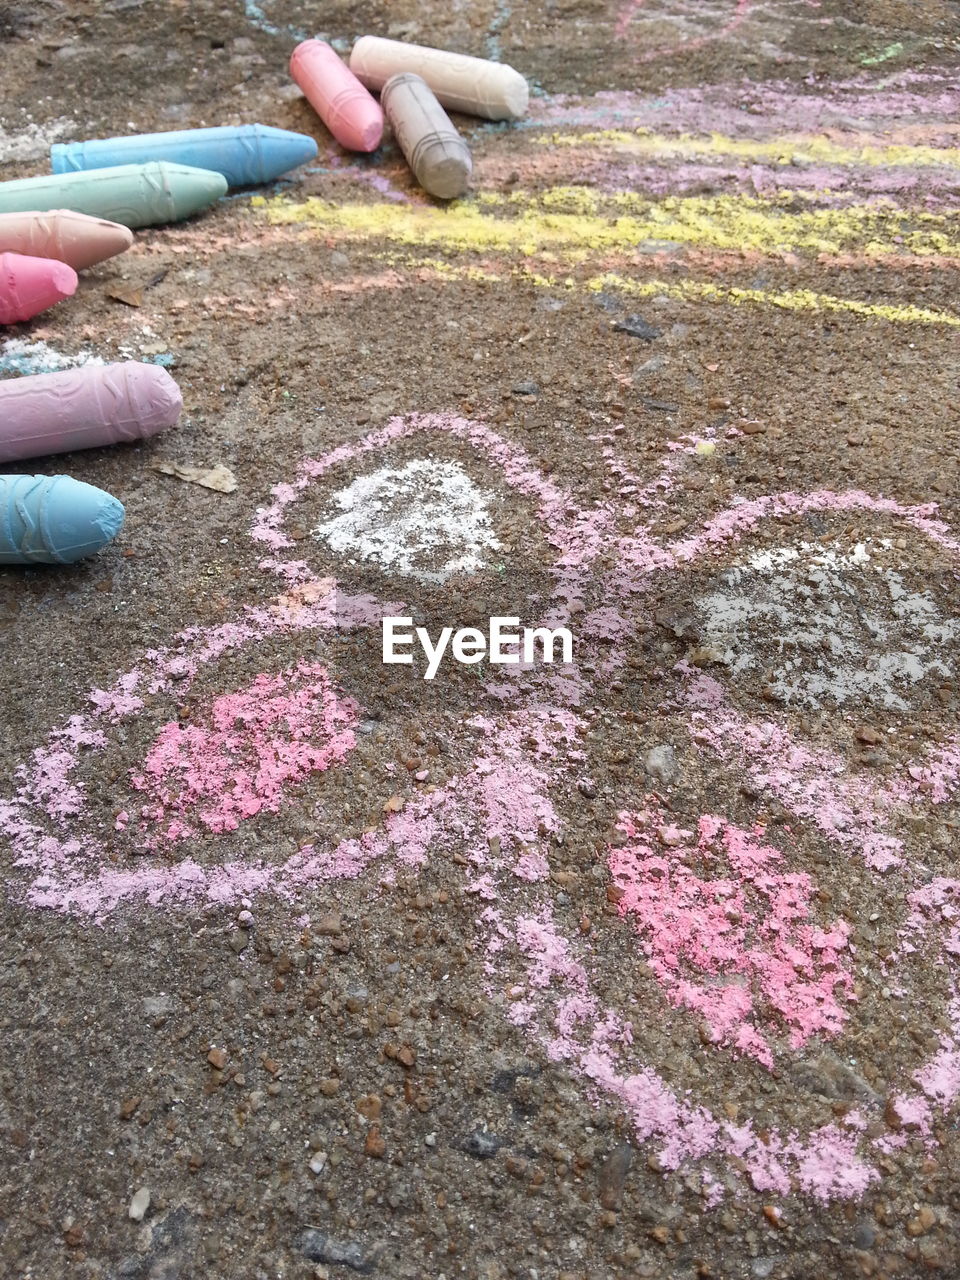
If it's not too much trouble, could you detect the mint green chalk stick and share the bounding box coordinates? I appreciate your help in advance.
[0,162,227,228]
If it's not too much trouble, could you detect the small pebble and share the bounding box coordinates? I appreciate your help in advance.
[644,744,678,785]
[612,314,662,341]
[598,1142,633,1211]
[128,1187,150,1222]
[463,1130,500,1159]
[365,1127,386,1159]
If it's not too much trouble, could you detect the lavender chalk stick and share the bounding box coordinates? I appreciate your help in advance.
[0,362,182,463]
[382,73,472,200]
[0,474,124,564]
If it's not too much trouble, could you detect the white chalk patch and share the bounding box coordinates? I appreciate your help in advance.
[314,458,502,583]
[0,117,77,163]
[0,339,104,377]
[695,538,960,710]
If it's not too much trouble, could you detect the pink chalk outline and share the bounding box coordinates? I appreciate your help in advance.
[614,0,753,61]
[2,412,959,1203]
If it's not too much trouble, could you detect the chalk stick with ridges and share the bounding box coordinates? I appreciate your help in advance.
[0,474,124,565]
[0,252,78,325]
[52,125,318,189]
[0,362,182,463]
[381,74,472,200]
[349,36,529,121]
[290,40,384,153]
[0,210,133,270]
[0,163,227,229]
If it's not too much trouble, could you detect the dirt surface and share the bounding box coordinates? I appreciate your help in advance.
[2,2,960,1278]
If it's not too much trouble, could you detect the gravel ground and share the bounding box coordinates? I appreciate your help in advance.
[2,2,960,1278]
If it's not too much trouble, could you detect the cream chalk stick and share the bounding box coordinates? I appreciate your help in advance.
[350,36,529,122]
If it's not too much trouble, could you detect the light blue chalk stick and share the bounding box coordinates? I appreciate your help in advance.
[52,125,319,188]
[0,474,124,565]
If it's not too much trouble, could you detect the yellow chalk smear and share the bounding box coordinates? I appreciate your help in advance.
[537,128,960,172]
[367,249,960,328]
[583,272,960,327]
[255,191,960,259]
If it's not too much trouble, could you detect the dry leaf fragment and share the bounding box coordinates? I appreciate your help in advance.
[108,287,144,307]
[153,461,237,493]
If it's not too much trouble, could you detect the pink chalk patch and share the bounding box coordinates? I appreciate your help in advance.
[514,849,550,881]
[793,1125,878,1202]
[130,662,357,840]
[915,1046,960,1106]
[609,808,854,1067]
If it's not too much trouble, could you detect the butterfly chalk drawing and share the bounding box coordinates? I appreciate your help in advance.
[2,411,959,1205]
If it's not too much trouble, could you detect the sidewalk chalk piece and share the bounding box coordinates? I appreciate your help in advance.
[0,252,77,325]
[0,474,124,564]
[52,125,318,189]
[349,35,529,121]
[0,210,133,270]
[290,40,384,153]
[0,163,227,228]
[382,73,472,200]
[0,362,182,463]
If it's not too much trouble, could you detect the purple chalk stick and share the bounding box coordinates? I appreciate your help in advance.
[0,361,182,463]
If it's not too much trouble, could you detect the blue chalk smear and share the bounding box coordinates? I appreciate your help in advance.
[0,340,101,378]
[486,0,512,61]
[242,0,308,41]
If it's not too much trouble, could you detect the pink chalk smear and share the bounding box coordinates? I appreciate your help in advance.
[131,663,357,842]
[608,808,854,1068]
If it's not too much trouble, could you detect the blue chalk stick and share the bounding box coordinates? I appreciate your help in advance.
[52,125,319,188]
[0,474,124,565]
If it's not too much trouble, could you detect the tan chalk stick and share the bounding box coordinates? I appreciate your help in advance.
[381,73,472,200]
[350,35,529,122]
[0,210,133,270]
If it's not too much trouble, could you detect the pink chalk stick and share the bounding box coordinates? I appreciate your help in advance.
[0,251,77,325]
[290,39,384,153]
[0,361,182,463]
